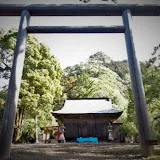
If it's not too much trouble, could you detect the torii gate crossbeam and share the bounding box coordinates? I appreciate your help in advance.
[0,4,160,16]
[0,3,160,159]
[26,26,126,33]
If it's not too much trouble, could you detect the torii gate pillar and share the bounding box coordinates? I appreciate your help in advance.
[123,10,153,157]
[0,10,30,159]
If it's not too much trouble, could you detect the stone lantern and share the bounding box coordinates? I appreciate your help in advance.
[107,122,114,141]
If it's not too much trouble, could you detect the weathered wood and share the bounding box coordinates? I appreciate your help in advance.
[63,118,118,141]
[27,26,125,34]
[122,10,153,157]
[0,10,30,159]
[0,4,160,16]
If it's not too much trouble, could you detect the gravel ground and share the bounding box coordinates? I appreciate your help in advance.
[8,142,160,160]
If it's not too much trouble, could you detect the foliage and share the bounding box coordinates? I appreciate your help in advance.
[0,29,17,79]
[0,89,6,129]
[142,45,160,140]
[125,87,136,123]
[19,118,36,143]
[152,120,160,141]
[150,43,160,67]
[0,28,4,40]
[120,121,138,139]
[0,29,64,142]
[122,45,160,141]
[120,85,138,140]
[62,73,97,98]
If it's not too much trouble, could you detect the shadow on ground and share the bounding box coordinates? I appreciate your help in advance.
[8,143,160,160]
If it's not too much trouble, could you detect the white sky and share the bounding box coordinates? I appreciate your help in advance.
[0,0,160,69]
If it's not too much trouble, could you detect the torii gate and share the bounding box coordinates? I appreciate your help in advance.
[0,3,160,159]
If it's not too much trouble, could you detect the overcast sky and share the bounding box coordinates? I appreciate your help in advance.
[0,0,160,68]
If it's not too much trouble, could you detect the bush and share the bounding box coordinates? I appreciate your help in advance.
[120,122,138,142]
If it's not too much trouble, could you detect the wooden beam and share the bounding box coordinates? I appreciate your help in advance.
[123,9,153,157]
[27,26,125,34]
[0,4,160,16]
[0,10,30,159]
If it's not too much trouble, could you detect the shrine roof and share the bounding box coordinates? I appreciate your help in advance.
[51,98,122,115]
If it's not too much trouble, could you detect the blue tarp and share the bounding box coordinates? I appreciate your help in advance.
[77,137,98,143]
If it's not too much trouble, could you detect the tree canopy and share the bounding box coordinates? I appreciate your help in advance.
[0,29,64,142]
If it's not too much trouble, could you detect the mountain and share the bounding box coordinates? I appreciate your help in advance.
[63,52,130,118]
[63,51,160,140]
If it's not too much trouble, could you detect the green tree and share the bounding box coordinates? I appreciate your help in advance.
[0,28,7,129]
[0,29,64,142]
[150,43,160,66]
[123,46,160,141]
[0,89,6,129]
[141,46,160,140]
[119,85,138,141]
[0,29,16,80]
[62,73,97,98]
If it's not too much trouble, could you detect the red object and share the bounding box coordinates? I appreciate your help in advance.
[57,126,61,141]
[44,126,60,142]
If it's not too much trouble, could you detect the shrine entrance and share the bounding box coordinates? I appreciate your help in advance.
[0,3,160,159]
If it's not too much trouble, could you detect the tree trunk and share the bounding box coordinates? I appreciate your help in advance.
[35,116,39,143]
[12,107,24,143]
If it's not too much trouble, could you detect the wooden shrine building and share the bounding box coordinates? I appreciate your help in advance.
[52,98,123,141]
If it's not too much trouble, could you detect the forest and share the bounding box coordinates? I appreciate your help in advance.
[0,29,160,143]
